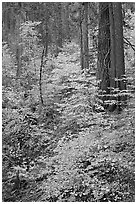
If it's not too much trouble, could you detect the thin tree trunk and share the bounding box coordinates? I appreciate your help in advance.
[58,3,63,49]
[39,48,45,105]
[80,21,84,70]
[83,2,89,70]
[65,3,71,41]
[39,3,49,105]
[55,3,63,57]
[16,47,22,77]
[41,3,49,57]
[44,19,49,57]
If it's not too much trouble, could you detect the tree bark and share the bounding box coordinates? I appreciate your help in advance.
[113,3,125,91]
[109,3,126,106]
[97,2,126,110]
[109,3,116,89]
[97,3,110,95]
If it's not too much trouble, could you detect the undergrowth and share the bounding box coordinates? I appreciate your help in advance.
[2,41,135,202]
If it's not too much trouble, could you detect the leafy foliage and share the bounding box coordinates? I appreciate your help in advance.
[2,2,135,202]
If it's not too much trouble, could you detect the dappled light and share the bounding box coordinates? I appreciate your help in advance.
[2,2,135,202]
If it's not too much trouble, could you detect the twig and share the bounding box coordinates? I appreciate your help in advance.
[124,37,135,51]
[39,47,45,105]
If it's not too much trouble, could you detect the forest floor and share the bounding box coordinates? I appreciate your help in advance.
[2,42,135,202]
[3,46,134,202]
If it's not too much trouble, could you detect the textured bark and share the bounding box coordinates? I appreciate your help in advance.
[109,3,116,89]
[109,3,126,106]
[113,3,125,91]
[109,3,125,91]
[97,2,126,110]
[97,3,110,93]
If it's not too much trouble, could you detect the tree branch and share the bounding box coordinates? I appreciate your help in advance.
[124,37,135,51]
[39,47,45,105]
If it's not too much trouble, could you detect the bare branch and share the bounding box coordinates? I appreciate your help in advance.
[124,37,135,51]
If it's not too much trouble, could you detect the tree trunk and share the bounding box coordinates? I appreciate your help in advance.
[80,20,84,70]
[44,17,49,58]
[97,3,110,102]
[109,3,116,89]
[97,2,126,111]
[82,2,89,71]
[39,48,45,105]
[109,3,126,106]
[63,3,71,41]
[55,3,63,57]
[16,46,22,77]
[113,3,125,91]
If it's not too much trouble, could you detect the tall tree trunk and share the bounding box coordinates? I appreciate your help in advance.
[80,20,84,70]
[44,16,49,57]
[113,3,125,91]
[109,3,116,89]
[63,3,71,41]
[97,2,126,111]
[109,3,126,106]
[82,2,89,71]
[16,46,22,77]
[97,3,110,101]
[55,3,63,57]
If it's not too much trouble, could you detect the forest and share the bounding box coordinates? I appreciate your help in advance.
[2,2,135,202]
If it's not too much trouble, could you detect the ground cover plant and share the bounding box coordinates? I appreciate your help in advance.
[2,2,135,202]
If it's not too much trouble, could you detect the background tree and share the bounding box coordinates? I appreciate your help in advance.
[82,2,89,71]
[55,3,63,56]
[2,2,26,77]
[62,3,71,41]
[69,2,89,70]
